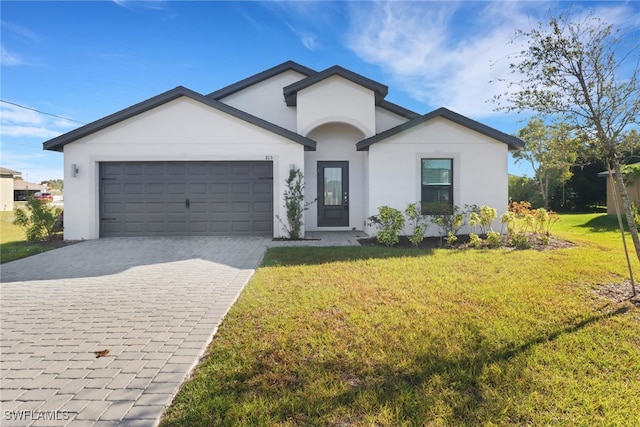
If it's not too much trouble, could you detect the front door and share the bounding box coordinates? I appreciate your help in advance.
[318,161,349,227]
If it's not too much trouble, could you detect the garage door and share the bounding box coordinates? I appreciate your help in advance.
[100,161,273,237]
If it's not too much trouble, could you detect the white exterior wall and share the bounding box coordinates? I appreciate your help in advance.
[62,97,304,240]
[304,123,366,231]
[296,76,376,138]
[366,118,509,236]
[0,176,14,211]
[375,106,410,133]
[219,70,306,132]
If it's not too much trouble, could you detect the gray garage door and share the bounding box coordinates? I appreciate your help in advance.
[100,161,273,237]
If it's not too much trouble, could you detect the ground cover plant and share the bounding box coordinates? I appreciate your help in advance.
[162,213,639,426]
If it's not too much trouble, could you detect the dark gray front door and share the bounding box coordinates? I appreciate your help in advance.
[317,161,349,227]
[100,161,272,236]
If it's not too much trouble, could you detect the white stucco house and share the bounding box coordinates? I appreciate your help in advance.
[43,61,524,240]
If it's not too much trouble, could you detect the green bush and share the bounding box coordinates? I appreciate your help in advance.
[404,202,426,247]
[13,198,63,242]
[368,206,405,246]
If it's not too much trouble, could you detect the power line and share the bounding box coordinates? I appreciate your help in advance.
[0,99,87,125]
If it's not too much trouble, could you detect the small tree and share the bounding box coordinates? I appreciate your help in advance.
[13,198,63,242]
[494,10,639,294]
[277,168,314,240]
[515,118,580,209]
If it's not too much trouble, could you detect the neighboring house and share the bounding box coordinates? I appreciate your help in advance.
[598,164,640,215]
[0,167,21,211]
[43,61,524,240]
[13,180,46,201]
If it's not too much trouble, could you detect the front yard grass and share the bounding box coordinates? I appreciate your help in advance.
[1,210,48,263]
[161,213,638,425]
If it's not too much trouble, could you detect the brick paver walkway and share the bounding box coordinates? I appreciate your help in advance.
[0,237,268,427]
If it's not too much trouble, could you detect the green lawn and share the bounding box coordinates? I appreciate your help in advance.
[161,213,640,427]
[0,210,64,263]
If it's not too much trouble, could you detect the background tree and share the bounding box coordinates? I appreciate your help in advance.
[494,10,640,262]
[508,175,544,207]
[515,118,580,209]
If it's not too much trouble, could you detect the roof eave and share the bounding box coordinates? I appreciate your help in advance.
[356,107,525,151]
[43,86,317,152]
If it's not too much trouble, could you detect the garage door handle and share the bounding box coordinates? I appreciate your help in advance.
[185,199,190,209]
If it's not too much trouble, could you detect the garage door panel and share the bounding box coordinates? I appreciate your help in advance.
[211,202,229,213]
[231,183,250,194]
[166,164,187,176]
[254,201,271,213]
[167,183,186,194]
[145,222,165,233]
[231,221,250,233]
[124,164,145,176]
[189,183,208,194]
[124,202,145,213]
[146,183,165,194]
[232,202,250,213]
[100,161,272,237]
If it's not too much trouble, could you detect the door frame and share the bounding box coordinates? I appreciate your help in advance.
[317,161,349,227]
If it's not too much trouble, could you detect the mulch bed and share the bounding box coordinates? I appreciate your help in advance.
[595,280,640,305]
[358,234,575,251]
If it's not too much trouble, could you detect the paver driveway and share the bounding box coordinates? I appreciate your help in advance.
[0,237,269,427]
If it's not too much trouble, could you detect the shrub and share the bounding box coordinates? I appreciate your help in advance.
[486,230,502,248]
[430,205,465,246]
[276,169,315,239]
[368,206,405,246]
[13,198,63,242]
[504,202,558,247]
[478,205,498,234]
[405,202,426,247]
[469,232,482,248]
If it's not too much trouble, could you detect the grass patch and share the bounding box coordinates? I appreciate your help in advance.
[0,210,65,263]
[161,213,640,426]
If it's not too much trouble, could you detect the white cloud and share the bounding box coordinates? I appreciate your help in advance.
[287,24,320,51]
[1,45,24,66]
[0,103,74,139]
[346,1,639,119]
[112,0,170,12]
[1,125,62,139]
[346,1,535,118]
[1,21,39,43]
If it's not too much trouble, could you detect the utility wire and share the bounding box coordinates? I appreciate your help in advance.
[0,99,87,125]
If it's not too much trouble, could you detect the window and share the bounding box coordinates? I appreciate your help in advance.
[421,159,453,214]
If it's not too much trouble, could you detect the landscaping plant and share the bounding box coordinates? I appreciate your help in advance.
[367,206,405,246]
[404,202,426,247]
[276,168,314,240]
[13,198,62,242]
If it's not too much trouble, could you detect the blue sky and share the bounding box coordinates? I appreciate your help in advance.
[2,0,639,184]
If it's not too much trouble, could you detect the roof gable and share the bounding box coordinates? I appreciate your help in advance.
[43,86,316,152]
[356,107,525,151]
[207,61,316,100]
[283,65,388,107]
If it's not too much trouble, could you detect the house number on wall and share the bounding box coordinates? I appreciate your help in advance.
[265,155,273,160]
